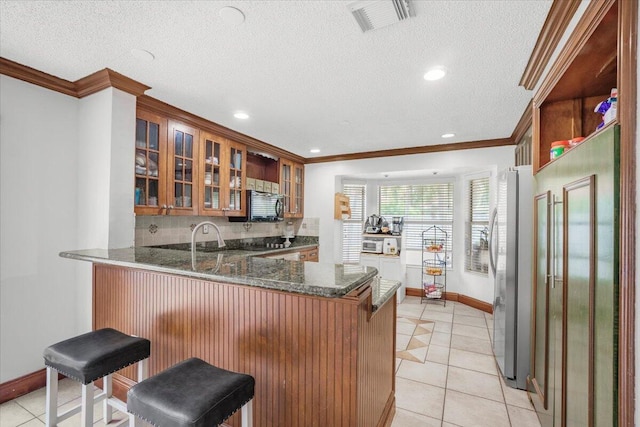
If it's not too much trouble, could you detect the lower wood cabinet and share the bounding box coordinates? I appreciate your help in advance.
[529,125,619,427]
[298,247,318,262]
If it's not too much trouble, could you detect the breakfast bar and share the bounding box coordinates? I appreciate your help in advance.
[60,247,399,427]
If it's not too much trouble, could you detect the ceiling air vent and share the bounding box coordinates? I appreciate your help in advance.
[348,0,414,33]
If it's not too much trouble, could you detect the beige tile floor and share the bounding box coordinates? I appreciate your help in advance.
[1,296,540,427]
[392,296,541,427]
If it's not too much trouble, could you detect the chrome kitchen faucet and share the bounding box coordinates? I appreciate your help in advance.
[191,221,226,269]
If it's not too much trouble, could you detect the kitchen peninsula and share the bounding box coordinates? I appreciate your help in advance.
[60,246,399,427]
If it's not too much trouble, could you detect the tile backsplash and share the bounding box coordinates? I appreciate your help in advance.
[135,216,319,247]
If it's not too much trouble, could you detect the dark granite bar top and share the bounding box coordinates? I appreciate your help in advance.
[371,278,401,312]
[59,246,392,301]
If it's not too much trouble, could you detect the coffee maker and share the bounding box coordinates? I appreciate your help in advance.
[365,214,383,234]
[391,217,403,235]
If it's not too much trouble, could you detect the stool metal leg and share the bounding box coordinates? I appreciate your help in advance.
[127,358,149,427]
[45,367,58,427]
[80,383,94,427]
[241,399,253,427]
[138,357,148,382]
[129,412,141,427]
[103,374,113,423]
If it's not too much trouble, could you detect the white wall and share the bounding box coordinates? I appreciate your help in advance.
[0,76,80,382]
[75,88,137,332]
[304,146,514,303]
[0,78,137,382]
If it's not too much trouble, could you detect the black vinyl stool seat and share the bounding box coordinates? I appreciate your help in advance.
[127,357,255,427]
[43,328,151,427]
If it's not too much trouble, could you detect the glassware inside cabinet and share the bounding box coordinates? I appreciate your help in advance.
[135,117,161,207]
[282,163,291,213]
[136,120,146,148]
[173,128,195,209]
[228,147,243,212]
[174,182,192,208]
[294,165,303,214]
[203,137,222,210]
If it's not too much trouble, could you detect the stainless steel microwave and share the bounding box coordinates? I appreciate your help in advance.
[229,190,284,222]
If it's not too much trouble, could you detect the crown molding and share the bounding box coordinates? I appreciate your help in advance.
[303,137,513,164]
[0,57,149,98]
[519,0,581,90]
[0,57,77,97]
[511,99,533,144]
[534,0,617,105]
[75,68,150,98]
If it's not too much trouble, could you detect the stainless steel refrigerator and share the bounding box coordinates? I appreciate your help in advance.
[489,165,532,390]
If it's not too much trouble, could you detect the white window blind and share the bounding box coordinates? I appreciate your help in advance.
[378,183,453,264]
[465,177,490,274]
[342,184,366,264]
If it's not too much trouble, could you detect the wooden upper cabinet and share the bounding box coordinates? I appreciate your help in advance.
[198,131,246,217]
[293,162,304,217]
[515,126,532,167]
[532,0,618,173]
[199,132,225,215]
[134,112,200,216]
[280,159,304,218]
[167,120,199,215]
[135,105,297,218]
[226,140,246,217]
[134,110,168,215]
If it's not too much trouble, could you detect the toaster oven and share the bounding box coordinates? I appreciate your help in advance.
[362,240,383,254]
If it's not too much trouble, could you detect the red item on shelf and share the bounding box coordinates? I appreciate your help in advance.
[569,137,585,147]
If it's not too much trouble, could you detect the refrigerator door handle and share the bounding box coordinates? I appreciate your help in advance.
[488,207,498,275]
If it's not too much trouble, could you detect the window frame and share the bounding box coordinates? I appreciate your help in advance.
[341,183,366,264]
[377,180,454,268]
[465,174,491,275]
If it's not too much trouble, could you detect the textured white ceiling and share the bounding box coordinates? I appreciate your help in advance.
[0,0,552,158]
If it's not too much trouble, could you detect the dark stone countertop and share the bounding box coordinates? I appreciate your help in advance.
[371,278,401,312]
[59,246,395,302]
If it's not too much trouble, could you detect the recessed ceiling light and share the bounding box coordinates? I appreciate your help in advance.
[219,6,245,25]
[310,148,320,154]
[441,133,455,138]
[424,68,446,81]
[234,112,249,119]
[130,49,155,62]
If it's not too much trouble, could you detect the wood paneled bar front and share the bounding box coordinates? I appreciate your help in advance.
[61,248,398,427]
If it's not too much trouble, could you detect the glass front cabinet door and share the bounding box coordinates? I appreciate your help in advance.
[226,141,245,216]
[198,132,246,217]
[293,163,304,218]
[200,132,224,215]
[280,160,292,216]
[280,159,304,218]
[168,121,199,215]
[135,111,168,215]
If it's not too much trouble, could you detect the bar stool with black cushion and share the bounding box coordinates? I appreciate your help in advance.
[127,357,255,427]
[43,328,151,427]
